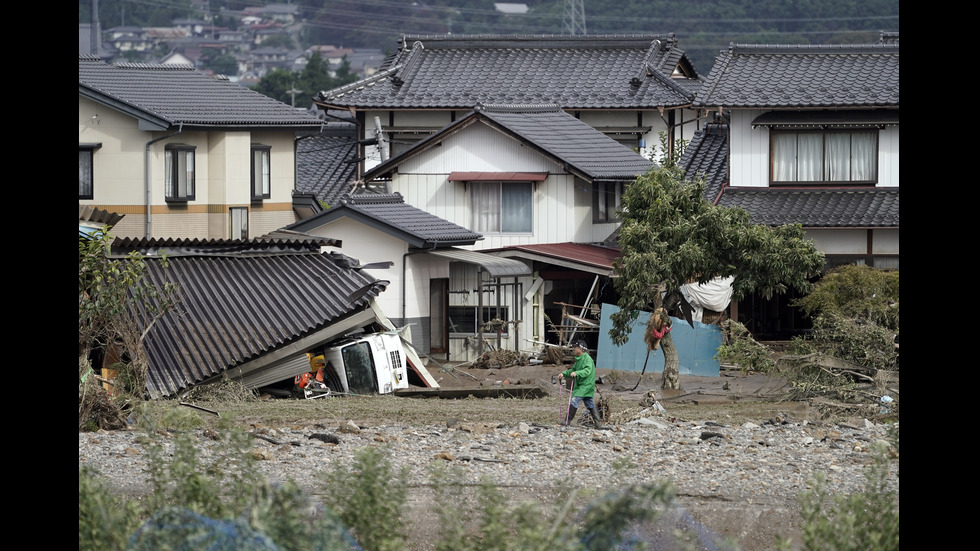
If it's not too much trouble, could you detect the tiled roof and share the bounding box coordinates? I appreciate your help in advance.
[113,239,384,397]
[365,104,654,182]
[316,34,697,110]
[695,39,899,109]
[477,104,655,180]
[679,122,729,203]
[78,54,325,128]
[716,187,899,228]
[286,192,483,248]
[295,133,359,207]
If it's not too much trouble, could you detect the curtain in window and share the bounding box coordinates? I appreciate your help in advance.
[179,152,194,197]
[825,133,850,181]
[798,134,822,181]
[473,182,500,232]
[165,150,173,197]
[501,182,532,232]
[851,132,877,181]
[773,133,796,181]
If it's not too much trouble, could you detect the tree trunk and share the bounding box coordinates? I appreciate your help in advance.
[660,332,680,390]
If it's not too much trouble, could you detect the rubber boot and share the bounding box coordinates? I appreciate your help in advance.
[588,407,604,429]
[565,406,578,426]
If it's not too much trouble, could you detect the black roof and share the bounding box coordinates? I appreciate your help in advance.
[679,121,729,203]
[113,238,384,397]
[316,34,698,110]
[364,103,655,183]
[79,54,325,129]
[716,187,899,228]
[285,192,483,248]
[295,133,359,208]
[695,35,899,109]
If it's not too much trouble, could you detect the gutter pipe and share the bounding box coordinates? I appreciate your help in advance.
[145,123,183,239]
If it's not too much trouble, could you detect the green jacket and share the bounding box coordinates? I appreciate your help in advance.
[562,352,596,398]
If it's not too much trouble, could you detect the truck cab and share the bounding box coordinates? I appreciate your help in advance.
[316,332,409,395]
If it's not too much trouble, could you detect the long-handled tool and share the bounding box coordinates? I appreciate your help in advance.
[556,375,565,424]
[564,376,575,425]
[631,349,653,391]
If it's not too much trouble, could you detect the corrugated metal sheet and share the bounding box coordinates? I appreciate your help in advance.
[425,247,531,278]
[597,303,721,377]
[132,249,385,397]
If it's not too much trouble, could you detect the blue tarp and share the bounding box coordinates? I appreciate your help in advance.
[596,303,722,377]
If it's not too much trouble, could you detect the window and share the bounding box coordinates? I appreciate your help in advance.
[448,306,510,336]
[230,207,248,239]
[771,130,878,185]
[470,181,532,233]
[251,145,270,200]
[593,182,623,222]
[165,145,195,201]
[78,146,96,199]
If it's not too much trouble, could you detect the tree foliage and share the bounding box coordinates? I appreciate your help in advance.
[792,264,899,332]
[79,227,178,418]
[251,52,357,108]
[610,166,825,346]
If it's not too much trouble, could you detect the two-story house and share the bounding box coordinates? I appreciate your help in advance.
[310,103,654,360]
[79,54,326,240]
[313,33,703,176]
[684,32,899,338]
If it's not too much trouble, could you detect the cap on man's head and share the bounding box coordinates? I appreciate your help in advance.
[573,340,588,351]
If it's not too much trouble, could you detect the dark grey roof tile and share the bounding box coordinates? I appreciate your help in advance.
[317,34,697,110]
[79,54,324,127]
[716,187,899,227]
[296,133,359,207]
[695,39,899,108]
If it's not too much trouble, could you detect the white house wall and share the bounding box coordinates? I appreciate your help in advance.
[388,123,613,250]
[298,218,409,325]
[728,110,900,189]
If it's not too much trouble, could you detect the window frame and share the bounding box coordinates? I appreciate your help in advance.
[251,144,271,200]
[229,206,248,240]
[447,305,511,336]
[78,144,100,200]
[770,128,879,186]
[592,181,624,223]
[468,180,533,234]
[164,144,196,202]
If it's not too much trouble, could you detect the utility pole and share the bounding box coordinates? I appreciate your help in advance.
[286,83,302,107]
[90,0,100,55]
[562,0,586,36]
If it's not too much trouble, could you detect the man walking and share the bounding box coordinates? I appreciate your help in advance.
[558,340,603,428]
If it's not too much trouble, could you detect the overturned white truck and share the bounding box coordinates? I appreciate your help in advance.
[262,330,438,399]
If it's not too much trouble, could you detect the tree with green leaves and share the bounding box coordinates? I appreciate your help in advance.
[251,53,358,108]
[610,165,825,389]
[79,227,178,426]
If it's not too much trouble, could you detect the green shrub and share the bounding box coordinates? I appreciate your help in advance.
[784,443,899,550]
[318,446,409,551]
[78,466,141,551]
[792,265,898,332]
[715,319,775,373]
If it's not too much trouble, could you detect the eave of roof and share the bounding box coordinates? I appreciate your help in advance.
[486,242,622,276]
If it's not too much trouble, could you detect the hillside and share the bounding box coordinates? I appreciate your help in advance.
[81,0,900,75]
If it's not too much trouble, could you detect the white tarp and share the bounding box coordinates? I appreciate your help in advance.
[679,276,735,323]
